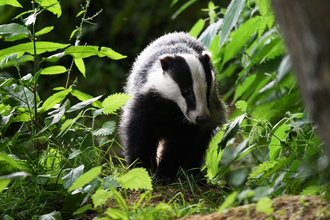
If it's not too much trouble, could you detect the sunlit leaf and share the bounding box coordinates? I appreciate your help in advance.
[189,19,205,38]
[73,204,94,215]
[219,0,246,49]
[218,191,238,213]
[66,95,102,113]
[40,65,67,75]
[68,166,102,192]
[117,168,152,190]
[35,26,54,36]
[39,88,71,113]
[102,93,131,115]
[35,0,62,18]
[62,165,84,189]
[0,0,22,7]
[198,19,223,47]
[92,189,112,207]
[0,23,29,41]
[74,58,85,77]
[70,89,102,109]
[0,153,22,169]
[171,0,197,20]
[256,197,273,215]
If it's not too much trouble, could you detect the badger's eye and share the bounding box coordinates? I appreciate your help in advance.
[183,88,190,95]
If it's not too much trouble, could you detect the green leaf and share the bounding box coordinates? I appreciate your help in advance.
[218,191,238,213]
[117,168,152,190]
[0,42,69,62]
[70,89,103,109]
[67,95,102,113]
[206,129,225,179]
[189,19,205,38]
[256,197,273,215]
[35,0,62,18]
[62,165,85,189]
[0,0,22,7]
[235,100,247,112]
[92,189,112,207]
[92,121,116,136]
[0,23,29,41]
[0,179,11,193]
[35,26,54,36]
[45,99,69,126]
[40,65,67,75]
[249,160,277,179]
[65,46,127,60]
[219,0,246,49]
[0,153,22,169]
[220,114,246,148]
[102,93,131,115]
[223,16,261,64]
[198,18,223,47]
[233,74,257,102]
[68,166,102,192]
[98,47,127,60]
[39,88,71,113]
[74,58,85,77]
[269,120,290,161]
[106,208,129,220]
[73,204,94,215]
[256,0,271,16]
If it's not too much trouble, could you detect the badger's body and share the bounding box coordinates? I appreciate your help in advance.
[120,32,227,183]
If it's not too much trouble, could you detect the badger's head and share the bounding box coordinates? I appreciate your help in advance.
[143,52,215,125]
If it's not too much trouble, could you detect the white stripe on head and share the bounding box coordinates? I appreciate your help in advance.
[181,54,210,123]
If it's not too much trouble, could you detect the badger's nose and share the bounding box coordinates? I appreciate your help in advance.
[196,115,211,124]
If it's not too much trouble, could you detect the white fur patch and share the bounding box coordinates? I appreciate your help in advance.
[181,54,211,123]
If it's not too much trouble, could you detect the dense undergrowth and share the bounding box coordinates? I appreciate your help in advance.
[0,0,329,219]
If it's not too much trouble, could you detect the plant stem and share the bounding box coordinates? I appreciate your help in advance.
[32,1,38,155]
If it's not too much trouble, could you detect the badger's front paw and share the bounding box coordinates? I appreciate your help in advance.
[152,170,174,185]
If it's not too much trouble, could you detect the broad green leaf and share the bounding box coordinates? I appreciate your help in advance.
[249,160,276,179]
[223,16,261,64]
[98,47,127,60]
[233,74,257,102]
[0,0,22,7]
[218,191,238,213]
[66,95,102,113]
[256,0,271,16]
[117,168,152,190]
[0,179,11,193]
[269,120,290,161]
[39,88,71,113]
[236,144,256,161]
[92,189,112,207]
[35,26,54,36]
[198,18,223,47]
[35,0,62,18]
[70,89,102,108]
[40,65,67,75]
[92,121,116,136]
[13,112,31,122]
[189,19,205,38]
[102,93,131,115]
[0,153,22,169]
[0,42,69,62]
[256,197,273,215]
[74,58,85,77]
[62,165,84,189]
[206,129,225,179]
[59,119,73,134]
[0,23,29,41]
[219,0,246,49]
[65,46,126,60]
[171,0,197,20]
[68,166,102,192]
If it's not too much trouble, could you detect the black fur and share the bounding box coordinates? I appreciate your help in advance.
[120,32,227,183]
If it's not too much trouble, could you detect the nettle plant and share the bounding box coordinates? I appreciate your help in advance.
[196,0,329,198]
[0,0,156,218]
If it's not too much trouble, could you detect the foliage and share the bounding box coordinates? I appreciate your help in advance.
[1,0,329,219]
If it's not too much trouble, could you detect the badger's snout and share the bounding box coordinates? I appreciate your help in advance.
[196,114,211,124]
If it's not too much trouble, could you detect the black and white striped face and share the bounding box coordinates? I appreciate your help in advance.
[142,52,215,125]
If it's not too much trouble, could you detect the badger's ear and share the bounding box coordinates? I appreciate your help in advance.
[201,51,212,63]
[160,54,175,71]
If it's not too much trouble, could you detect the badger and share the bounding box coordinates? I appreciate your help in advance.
[119,32,227,183]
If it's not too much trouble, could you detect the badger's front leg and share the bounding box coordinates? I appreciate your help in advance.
[153,127,212,183]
